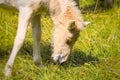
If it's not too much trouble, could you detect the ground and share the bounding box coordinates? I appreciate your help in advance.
[0,0,120,80]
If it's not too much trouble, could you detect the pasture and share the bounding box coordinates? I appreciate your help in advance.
[0,0,120,80]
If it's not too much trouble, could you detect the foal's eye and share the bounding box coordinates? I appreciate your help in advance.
[66,38,72,44]
[69,22,76,31]
[70,27,76,33]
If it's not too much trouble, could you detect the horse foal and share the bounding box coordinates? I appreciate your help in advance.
[0,0,89,78]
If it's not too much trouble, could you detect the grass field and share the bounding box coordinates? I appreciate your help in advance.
[0,0,120,80]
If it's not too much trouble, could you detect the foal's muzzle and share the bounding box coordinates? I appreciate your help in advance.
[52,54,67,64]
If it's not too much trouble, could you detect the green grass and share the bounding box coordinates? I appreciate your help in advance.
[0,0,120,80]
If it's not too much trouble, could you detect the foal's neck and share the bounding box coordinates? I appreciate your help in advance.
[49,0,75,17]
[50,0,82,23]
[0,0,10,4]
[0,0,5,4]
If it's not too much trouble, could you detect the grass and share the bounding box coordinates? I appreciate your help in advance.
[0,0,120,80]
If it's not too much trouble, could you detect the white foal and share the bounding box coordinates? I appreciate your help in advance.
[0,0,90,78]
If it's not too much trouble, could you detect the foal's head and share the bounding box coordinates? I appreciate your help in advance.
[51,6,90,64]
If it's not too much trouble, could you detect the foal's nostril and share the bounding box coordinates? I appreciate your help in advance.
[57,55,66,64]
[57,56,62,64]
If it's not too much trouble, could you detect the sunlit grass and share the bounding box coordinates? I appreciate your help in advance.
[0,0,120,80]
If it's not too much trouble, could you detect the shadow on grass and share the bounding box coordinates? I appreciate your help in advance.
[21,41,52,64]
[0,47,12,60]
[20,41,99,67]
[65,50,99,67]
[0,41,99,68]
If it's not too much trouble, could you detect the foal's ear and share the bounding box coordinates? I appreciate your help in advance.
[83,21,91,26]
[69,21,91,31]
[77,21,91,30]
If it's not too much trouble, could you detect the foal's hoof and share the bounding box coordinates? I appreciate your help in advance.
[34,62,44,68]
[4,67,12,78]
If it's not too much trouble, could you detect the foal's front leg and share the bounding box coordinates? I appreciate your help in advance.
[4,7,33,78]
[31,15,43,67]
